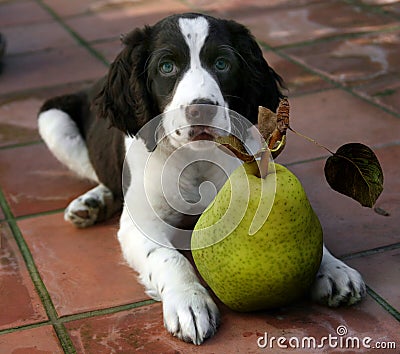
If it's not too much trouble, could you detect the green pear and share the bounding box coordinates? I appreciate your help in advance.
[191,161,323,311]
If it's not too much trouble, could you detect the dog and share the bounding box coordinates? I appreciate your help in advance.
[38,13,366,345]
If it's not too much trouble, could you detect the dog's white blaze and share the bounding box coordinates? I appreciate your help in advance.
[180,17,209,72]
[163,17,230,147]
[164,17,226,111]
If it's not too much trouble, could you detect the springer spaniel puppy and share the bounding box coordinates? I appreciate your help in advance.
[38,13,365,345]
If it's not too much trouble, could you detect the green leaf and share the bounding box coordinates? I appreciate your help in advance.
[324,143,384,207]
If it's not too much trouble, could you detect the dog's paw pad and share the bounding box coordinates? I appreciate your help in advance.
[311,262,366,307]
[162,285,220,345]
[64,196,102,228]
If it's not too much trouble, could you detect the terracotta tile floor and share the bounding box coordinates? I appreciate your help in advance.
[0,0,399,353]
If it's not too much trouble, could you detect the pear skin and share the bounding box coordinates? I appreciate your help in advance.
[192,162,323,311]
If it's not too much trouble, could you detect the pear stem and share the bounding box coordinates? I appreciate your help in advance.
[256,149,270,179]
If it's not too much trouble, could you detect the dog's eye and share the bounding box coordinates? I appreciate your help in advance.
[159,61,177,76]
[214,58,230,72]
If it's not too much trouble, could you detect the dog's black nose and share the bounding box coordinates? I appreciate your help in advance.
[185,99,218,123]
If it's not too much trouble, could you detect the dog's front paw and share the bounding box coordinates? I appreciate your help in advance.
[311,259,366,307]
[64,195,102,228]
[162,284,220,345]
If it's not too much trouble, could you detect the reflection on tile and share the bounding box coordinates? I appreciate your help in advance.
[223,1,397,47]
[283,31,400,114]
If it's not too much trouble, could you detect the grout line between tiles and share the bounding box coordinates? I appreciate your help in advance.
[367,286,400,322]
[340,242,400,261]
[34,0,110,67]
[58,299,157,324]
[0,320,51,336]
[14,208,66,222]
[0,140,43,151]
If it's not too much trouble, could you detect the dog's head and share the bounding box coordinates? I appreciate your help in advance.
[93,13,284,150]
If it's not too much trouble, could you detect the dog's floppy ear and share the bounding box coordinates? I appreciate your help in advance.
[226,20,285,123]
[93,26,156,136]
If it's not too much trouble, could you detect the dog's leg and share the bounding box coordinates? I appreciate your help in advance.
[38,108,99,182]
[118,208,220,345]
[311,245,366,307]
[39,106,122,227]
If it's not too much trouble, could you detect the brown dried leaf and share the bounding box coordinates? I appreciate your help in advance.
[215,135,256,162]
[215,98,290,162]
[257,106,277,142]
[263,98,290,157]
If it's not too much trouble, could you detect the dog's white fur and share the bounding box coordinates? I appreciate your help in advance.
[38,15,366,345]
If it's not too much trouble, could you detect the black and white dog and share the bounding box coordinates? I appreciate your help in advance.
[38,13,365,345]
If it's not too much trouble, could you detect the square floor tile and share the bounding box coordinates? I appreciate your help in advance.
[18,213,149,316]
[0,325,63,353]
[265,51,333,96]
[286,30,400,84]
[286,145,400,256]
[44,0,188,18]
[2,20,78,56]
[187,0,320,15]
[65,0,190,42]
[41,0,95,18]
[65,296,400,353]
[0,46,106,96]
[283,30,400,114]
[0,223,48,330]
[356,73,400,116]
[0,97,42,148]
[0,144,95,217]
[276,89,400,165]
[0,1,52,27]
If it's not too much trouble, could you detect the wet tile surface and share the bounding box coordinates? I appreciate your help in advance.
[215,1,398,47]
[283,30,400,114]
[0,223,48,330]
[18,213,148,316]
[1,0,399,352]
